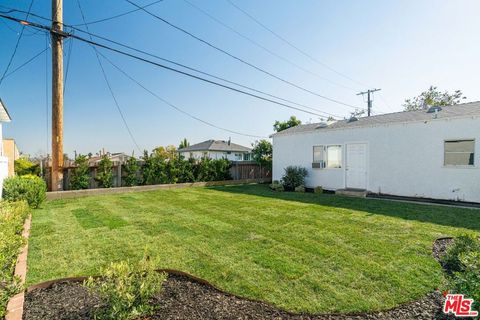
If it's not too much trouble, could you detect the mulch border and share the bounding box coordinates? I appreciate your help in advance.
[5,214,32,320]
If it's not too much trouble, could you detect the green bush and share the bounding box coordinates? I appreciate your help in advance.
[85,256,166,320]
[14,158,40,176]
[70,155,90,190]
[281,166,308,191]
[0,201,30,317]
[441,234,480,273]
[96,155,114,188]
[441,234,480,313]
[3,175,47,208]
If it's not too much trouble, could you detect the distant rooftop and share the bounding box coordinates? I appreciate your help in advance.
[272,101,480,137]
[179,140,251,153]
[0,99,12,122]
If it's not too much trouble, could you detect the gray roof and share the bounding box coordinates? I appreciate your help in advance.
[179,140,251,153]
[0,99,12,122]
[272,101,480,137]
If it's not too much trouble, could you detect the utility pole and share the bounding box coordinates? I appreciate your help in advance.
[51,0,64,191]
[357,88,381,117]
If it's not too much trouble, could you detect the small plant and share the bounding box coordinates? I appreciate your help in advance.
[269,180,284,192]
[123,157,139,187]
[3,175,47,208]
[441,234,480,273]
[448,251,480,313]
[85,256,166,320]
[70,155,90,190]
[14,158,40,176]
[295,185,306,193]
[281,166,308,191]
[314,186,323,194]
[96,155,114,188]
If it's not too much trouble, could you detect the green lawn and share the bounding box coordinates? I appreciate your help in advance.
[27,184,480,313]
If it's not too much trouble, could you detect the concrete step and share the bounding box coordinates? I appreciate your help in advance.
[336,189,368,198]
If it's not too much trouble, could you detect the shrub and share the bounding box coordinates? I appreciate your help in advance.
[70,155,90,190]
[123,157,139,187]
[441,234,480,313]
[314,186,323,194]
[96,155,114,188]
[441,234,480,273]
[14,158,40,176]
[85,256,166,320]
[0,201,30,317]
[448,251,480,312]
[3,175,47,208]
[295,185,305,193]
[281,166,308,191]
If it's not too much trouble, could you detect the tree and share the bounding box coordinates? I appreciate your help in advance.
[251,140,272,169]
[96,155,113,188]
[273,116,301,132]
[123,156,139,187]
[153,145,177,160]
[70,154,90,190]
[403,86,466,111]
[179,138,189,149]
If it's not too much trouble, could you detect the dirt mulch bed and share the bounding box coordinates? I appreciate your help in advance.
[23,238,456,320]
[23,274,449,320]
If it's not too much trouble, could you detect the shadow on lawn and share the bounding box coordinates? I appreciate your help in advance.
[211,184,480,232]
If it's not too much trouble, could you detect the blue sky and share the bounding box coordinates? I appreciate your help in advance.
[1,0,479,157]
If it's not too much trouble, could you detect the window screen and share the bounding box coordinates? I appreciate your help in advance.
[327,145,342,168]
[313,146,324,163]
[444,140,475,166]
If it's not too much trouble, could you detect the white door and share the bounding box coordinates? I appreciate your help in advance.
[346,143,367,190]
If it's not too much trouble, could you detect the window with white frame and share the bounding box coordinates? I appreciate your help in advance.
[313,145,342,169]
[444,140,475,166]
[326,145,342,168]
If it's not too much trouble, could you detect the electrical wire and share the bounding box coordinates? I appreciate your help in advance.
[63,31,74,94]
[125,0,360,110]
[98,51,267,139]
[2,46,47,80]
[182,0,356,92]
[70,0,164,26]
[0,7,344,118]
[225,0,373,89]
[76,0,142,153]
[0,0,35,88]
[0,13,342,118]
[45,33,49,155]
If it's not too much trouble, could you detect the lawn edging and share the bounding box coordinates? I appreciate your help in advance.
[5,214,32,320]
[47,178,271,200]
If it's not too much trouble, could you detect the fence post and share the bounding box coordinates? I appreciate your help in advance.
[117,162,122,187]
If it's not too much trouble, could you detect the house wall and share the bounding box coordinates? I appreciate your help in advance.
[273,116,480,203]
[3,139,19,177]
[179,151,249,161]
[0,124,8,198]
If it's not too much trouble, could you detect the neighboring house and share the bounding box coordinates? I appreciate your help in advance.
[272,101,480,203]
[178,139,252,161]
[0,99,12,197]
[2,138,19,176]
[88,152,134,166]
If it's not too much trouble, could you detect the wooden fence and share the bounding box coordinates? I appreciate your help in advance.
[43,161,271,191]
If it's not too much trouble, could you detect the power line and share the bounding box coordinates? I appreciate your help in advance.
[225,0,372,89]
[45,33,49,155]
[2,46,47,80]
[182,0,356,92]
[0,13,338,118]
[0,0,35,88]
[63,31,73,94]
[125,0,360,110]
[98,51,267,139]
[75,0,142,153]
[0,7,343,118]
[70,0,164,26]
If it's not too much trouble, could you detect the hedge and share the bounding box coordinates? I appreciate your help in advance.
[0,201,30,317]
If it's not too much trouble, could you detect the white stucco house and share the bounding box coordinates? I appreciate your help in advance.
[178,139,252,161]
[0,99,12,197]
[272,102,480,203]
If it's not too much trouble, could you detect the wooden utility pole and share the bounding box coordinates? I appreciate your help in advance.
[51,0,64,191]
[357,88,381,117]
